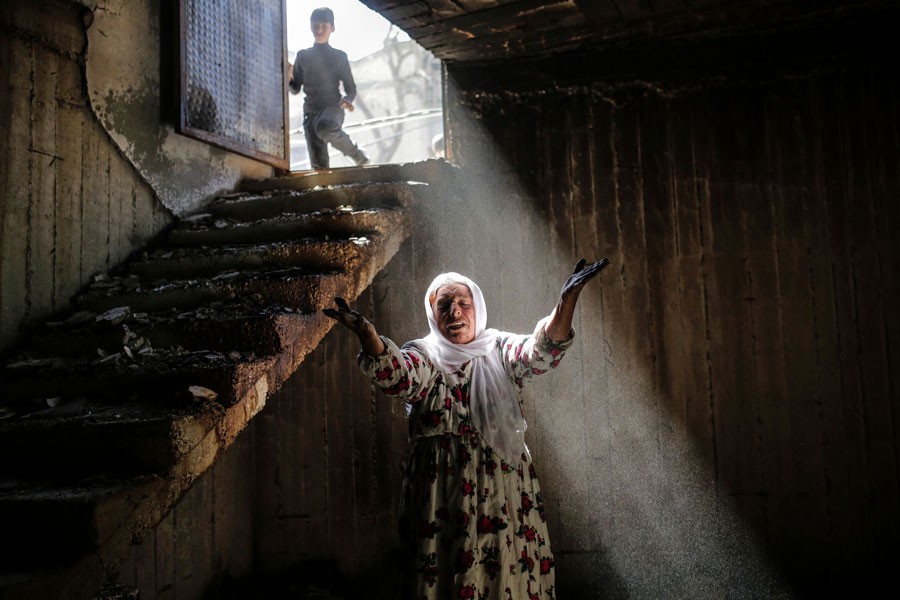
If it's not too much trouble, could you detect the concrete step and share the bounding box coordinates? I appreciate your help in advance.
[167,207,402,246]
[206,181,423,220]
[0,348,277,408]
[239,158,451,193]
[128,235,379,280]
[24,303,314,357]
[0,401,219,480]
[74,267,346,314]
[0,476,156,571]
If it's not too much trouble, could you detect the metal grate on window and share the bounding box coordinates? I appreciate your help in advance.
[179,0,288,168]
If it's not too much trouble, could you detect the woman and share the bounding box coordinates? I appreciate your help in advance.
[324,259,608,599]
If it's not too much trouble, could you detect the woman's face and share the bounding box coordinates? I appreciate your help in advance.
[432,283,476,344]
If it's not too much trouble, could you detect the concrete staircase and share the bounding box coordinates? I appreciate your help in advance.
[0,161,450,599]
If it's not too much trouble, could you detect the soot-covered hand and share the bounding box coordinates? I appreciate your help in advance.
[323,297,373,335]
[560,258,610,300]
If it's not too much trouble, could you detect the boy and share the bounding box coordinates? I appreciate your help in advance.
[289,7,369,169]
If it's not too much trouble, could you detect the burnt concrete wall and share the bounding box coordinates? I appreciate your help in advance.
[83,0,273,217]
[115,287,411,599]
[0,0,172,350]
[117,429,255,599]
[420,59,900,597]
[248,286,410,594]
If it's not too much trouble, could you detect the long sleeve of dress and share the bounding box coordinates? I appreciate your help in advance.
[358,337,435,402]
[499,316,575,389]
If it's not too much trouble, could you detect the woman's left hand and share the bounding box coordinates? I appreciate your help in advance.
[546,258,610,341]
[560,258,610,301]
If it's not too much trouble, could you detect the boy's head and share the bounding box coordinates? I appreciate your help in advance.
[310,7,335,44]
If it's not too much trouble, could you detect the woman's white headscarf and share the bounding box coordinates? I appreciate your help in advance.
[407,273,527,464]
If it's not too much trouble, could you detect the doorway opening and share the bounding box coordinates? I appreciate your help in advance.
[286,0,445,171]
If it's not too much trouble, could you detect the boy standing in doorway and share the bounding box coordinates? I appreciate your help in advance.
[289,7,369,169]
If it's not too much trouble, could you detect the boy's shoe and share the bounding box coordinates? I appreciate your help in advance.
[353,150,370,166]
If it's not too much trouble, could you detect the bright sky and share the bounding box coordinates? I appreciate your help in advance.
[286,0,410,60]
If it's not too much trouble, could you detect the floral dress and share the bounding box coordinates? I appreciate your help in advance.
[359,323,574,600]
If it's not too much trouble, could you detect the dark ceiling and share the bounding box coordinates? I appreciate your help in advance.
[360,0,899,63]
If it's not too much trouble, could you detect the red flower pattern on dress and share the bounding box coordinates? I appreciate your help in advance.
[421,410,443,428]
[458,584,475,599]
[419,519,442,539]
[540,556,554,575]
[518,549,535,573]
[479,545,502,580]
[520,492,533,515]
[518,524,537,542]
[456,548,475,572]
[461,479,476,496]
[459,446,472,468]
[455,510,471,537]
[477,514,507,535]
[451,383,469,407]
[384,375,411,395]
[418,552,439,587]
[476,515,494,534]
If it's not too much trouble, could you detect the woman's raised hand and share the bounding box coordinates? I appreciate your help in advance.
[323,297,386,356]
[560,258,610,300]
[546,258,609,342]
[323,297,370,333]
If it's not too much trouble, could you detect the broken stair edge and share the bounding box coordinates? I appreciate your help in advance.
[129,235,384,281]
[207,180,428,220]
[22,304,320,359]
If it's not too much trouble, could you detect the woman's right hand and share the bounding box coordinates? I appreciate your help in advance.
[323,297,385,356]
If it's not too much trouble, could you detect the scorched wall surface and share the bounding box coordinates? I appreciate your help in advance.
[432,59,900,598]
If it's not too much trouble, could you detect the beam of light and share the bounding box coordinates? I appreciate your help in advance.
[394,79,795,598]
